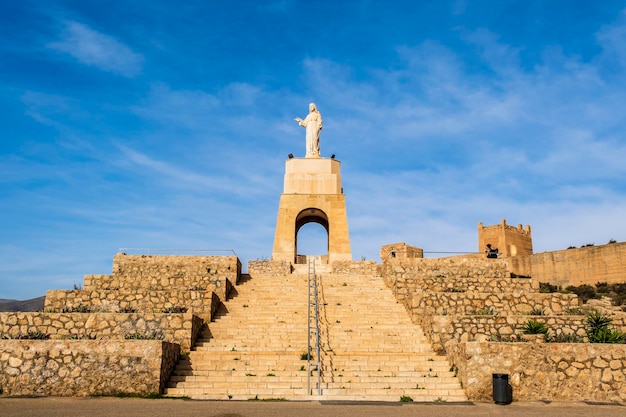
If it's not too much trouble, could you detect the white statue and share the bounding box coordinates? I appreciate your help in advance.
[294,103,323,158]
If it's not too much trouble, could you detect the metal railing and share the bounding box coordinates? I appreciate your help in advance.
[307,259,322,395]
[117,248,237,256]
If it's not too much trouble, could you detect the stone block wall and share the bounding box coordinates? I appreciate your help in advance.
[331,260,379,275]
[248,260,293,275]
[0,312,203,352]
[0,340,179,396]
[44,289,220,322]
[447,341,626,402]
[508,242,626,287]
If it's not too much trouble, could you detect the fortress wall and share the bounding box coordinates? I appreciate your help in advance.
[0,340,179,396]
[44,289,220,322]
[409,292,579,317]
[0,312,202,352]
[248,260,293,275]
[106,253,241,300]
[447,341,626,402]
[508,242,626,287]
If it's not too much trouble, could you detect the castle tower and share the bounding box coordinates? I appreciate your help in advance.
[271,157,352,264]
[478,218,533,257]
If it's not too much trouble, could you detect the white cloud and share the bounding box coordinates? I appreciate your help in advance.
[48,21,143,77]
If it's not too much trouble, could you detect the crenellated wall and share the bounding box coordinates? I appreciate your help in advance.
[0,340,179,396]
[478,219,533,257]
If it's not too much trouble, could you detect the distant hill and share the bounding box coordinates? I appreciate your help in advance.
[0,296,45,312]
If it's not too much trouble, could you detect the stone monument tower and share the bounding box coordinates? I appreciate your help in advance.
[271,104,352,264]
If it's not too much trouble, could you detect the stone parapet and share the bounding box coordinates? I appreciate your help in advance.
[331,260,379,275]
[409,291,579,317]
[44,289,220,322]
[0,312,203,352]
[248,260,293,275]
[447,341,626,402]
[0,340,179,396]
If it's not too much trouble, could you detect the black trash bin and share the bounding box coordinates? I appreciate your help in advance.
[492,373,512,404]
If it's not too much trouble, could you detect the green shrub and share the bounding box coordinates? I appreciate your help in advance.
[547,333,584,343]
[565,284,598,303]
[539,282,559,293]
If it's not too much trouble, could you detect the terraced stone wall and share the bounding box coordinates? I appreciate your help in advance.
[420,314,619,353]
[381,257,512,304]
[44,289,220,322]
[108,253,241,300]
[0,312,203,352]
[0,340,179,396]
[409,291,578,317]
[447,341,626,402]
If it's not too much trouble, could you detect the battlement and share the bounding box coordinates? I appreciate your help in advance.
[478,218,533,257]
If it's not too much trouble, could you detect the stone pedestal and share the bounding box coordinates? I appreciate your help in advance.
[272,158,352,264]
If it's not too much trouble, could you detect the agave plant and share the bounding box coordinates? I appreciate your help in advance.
[585,310,625,343]
[522,319,550,335]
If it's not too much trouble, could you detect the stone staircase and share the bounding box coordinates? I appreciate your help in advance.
[165,269,467,402]
[317,272,467,401]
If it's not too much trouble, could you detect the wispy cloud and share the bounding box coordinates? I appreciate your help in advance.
[48,21,143,77]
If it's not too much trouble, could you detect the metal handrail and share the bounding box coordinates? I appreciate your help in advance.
[117,248,237,256]
[307,259,322,395]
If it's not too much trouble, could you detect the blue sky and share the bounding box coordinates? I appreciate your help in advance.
[2,1,626,300]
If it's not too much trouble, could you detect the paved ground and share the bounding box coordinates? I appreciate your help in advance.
[0,398,624,417]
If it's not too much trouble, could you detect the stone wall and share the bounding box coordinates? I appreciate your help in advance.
[248,260,293,275]
[421,314,626,353]
[109,253,241,300]
[508,242,626,287]
[331,260,379,275]
[44,289,220,322]
[0,340,179,396]
[447,341,626,402]
[0,312,203,352]
[409,291,579,317]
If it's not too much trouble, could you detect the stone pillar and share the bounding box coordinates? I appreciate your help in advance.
[272,158,352,264]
